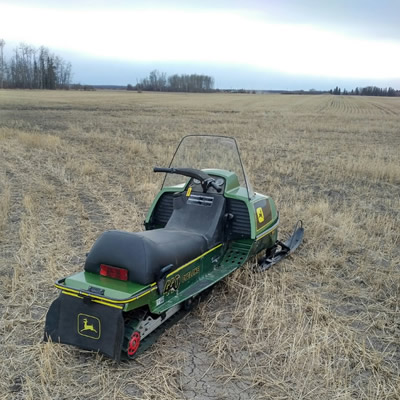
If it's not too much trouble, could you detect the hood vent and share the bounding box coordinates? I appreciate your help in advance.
[187,194,214,207]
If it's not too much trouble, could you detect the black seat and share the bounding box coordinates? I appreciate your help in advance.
[84,191,225,285]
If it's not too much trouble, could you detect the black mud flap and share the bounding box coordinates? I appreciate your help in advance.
[44,293,124,361]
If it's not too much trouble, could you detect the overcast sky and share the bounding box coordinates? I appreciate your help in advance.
[1,0,400,89]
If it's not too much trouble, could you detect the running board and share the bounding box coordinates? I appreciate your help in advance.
[154,243,252,314]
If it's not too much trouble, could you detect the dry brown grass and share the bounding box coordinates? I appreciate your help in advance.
[0,174,11,234]
[0,89,399,399]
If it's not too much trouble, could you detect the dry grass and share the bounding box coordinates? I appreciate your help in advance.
[0,174,11,234]
[0,89,399,399]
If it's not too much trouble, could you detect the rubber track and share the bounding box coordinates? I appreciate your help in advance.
[121,308,189,360]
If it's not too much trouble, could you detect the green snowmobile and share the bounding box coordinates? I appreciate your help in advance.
[44,135,303,361]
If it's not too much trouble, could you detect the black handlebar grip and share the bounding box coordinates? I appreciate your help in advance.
[211,181,222,192]
[153,167,173,173]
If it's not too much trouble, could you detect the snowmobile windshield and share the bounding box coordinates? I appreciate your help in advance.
[163,135,254,199]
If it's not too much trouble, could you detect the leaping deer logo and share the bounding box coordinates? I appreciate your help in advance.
[77,314,101,339]
[82,318,97,333]
[256,207,264,223]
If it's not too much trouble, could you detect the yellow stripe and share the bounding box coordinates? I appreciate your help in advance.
[62,290,123,309]
[256,219,279,241]
[137,287,157,299]
[92,299,123,309]
[56,244,222,304]
[166,243,222,277]
[256,217,273,232]
[58,285,80,295]
[57,284,154,304]
[62,290,82,299]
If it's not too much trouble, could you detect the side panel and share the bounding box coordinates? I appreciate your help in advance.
[250,196,278,238]
[148,245,224,313]
[44,293,125,361]
[253,198,272,233]
[250,228,278,257]
[145,187,184,229]
[145,191,174,229]
[225,191,278,240]
[226,198,252,240]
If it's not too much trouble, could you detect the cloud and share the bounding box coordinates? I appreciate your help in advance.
[1,3,400,82]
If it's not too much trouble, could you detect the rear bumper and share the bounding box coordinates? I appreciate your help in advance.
[44,292,125,361]
[54,276,157,310]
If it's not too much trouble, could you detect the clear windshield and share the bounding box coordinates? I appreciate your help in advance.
[163,135,254,198]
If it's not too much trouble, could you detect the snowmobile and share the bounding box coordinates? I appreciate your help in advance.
[44,135,303,361]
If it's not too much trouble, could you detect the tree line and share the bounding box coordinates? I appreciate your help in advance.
[330,86,398,96]
[0,40,72,89]
[129,70,215,92]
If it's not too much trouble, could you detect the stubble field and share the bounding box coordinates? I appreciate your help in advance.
[0,90,399,399]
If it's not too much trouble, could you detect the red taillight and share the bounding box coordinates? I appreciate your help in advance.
[100,264,128,281]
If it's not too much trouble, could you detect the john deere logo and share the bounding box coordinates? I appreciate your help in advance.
[256,207,264,223]
[77,313,101,339]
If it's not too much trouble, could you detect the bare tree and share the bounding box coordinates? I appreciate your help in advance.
[139,71,215,93]
[1,41,72,89]
[0,39,5,89]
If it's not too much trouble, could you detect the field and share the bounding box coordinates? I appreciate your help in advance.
[0,90,399,399]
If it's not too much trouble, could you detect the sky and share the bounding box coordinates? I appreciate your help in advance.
[1,0,400,89]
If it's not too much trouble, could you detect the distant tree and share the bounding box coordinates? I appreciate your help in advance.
[144,70,167,91]
[127,84,135,91]
[332,85,399,97]
[157,71,167,91]
[47,57,56,89]
[71,83,82,90]
[137,71,215,93]
[2,41,72,89]
[0,39,5,89]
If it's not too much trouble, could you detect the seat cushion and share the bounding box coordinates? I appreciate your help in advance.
[165,192,225,248]
[84,229,207,285]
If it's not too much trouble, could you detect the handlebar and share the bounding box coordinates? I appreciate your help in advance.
[209,180,222,193]
[153,167,174,173]
[153,166,222,193]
